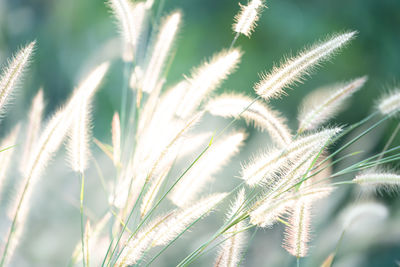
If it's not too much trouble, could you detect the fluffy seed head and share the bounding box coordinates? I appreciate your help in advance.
[170,131,246,207]
[0,41,35,117]
[233,0,265,37]
[117,193,227,266]
[353,171,400,194]
[250,186,332,227]
[207,93,292,147]
[215,189,247,267]
[283,200,311,258]
[241,127,341,186]
[20,90,45,170]
[378,89,400,115]
[298,76,367,133]
[141,12,181,93]
[254,32,356,100]
[68,63,109,173]
[176,49,242,119]
[108,0,146,60]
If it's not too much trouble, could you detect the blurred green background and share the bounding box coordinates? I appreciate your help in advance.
[1,0,400,266]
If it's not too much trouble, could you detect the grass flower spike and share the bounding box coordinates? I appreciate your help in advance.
[378,89,400,115]
[170,131,246,207]
[214,189,248,267]
[298,76,367,133]
[353,171,400,193]
[117,193,227,266]
[233,0,265,37]
[0,42,35,116]
[176,49,242,119]
[255,32,356,100]
[283,199,311,258]
[241,127,341,186]
[141,12,181,93]
[20,90,44,170]
[207,93,292,147]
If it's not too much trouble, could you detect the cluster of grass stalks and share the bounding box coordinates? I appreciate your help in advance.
[0,0,400,266]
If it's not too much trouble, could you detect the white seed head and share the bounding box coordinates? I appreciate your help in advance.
[170,131,246,207]
[353,171,400,194]
[0,41,35,117]
[255,32,356,100]
[378,89,400,115]
[141,12,181,93]
[298,76,367,132]
[207,93,292,147]
[215,189,247,267]
[176,49,242,119]
[20,89,45,171]
[68,63,109,173]
[241,127,341,186]
[117,193,226,266]
[233,0,265,37]
[250,186,332,227]
[108,0,147,61]
[283,200,311,258]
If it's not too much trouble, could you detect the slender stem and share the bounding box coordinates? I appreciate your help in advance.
[229,33,240,50]
[0,176,32,266]
[80,172,86,267]
[378,122,400,161]
[297,257,300,267]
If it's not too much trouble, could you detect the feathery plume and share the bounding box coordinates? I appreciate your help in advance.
[3,63,108,264]
[108,0,146,61]
[353,171,400,193]
[378,89,400,115]
[68,63,110,173]
[207,93,292,147]
[117,193,227,266]
[0,41,35,116]
[254,32,356,100]
[112,112,121,167]
[250,186,332,227]
[141,12,181,93]
[0,124,20,196]
[298,76,367,133]
[283,200,311,258]
[215,189,247,267]
[176,49,242,119]
[241,127,341,186]
[138,81,187,137]
[170,131,246,207]
[233,0,264,37]
[20,90,44,171]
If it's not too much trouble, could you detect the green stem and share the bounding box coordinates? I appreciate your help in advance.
[80,172,86,267]
[378,122,400,161]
